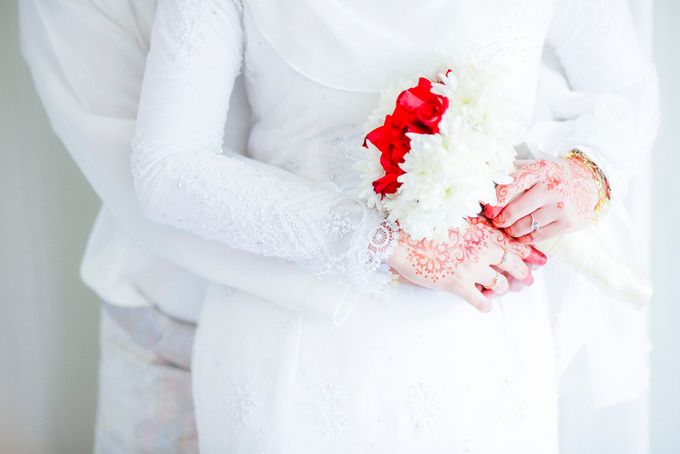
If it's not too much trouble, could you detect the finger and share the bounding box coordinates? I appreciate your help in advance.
[484,161,538,218]
[478,267,510,295]
[500,237,548,266]
[507,274,525,292]
[457,285,493,313]
[494,161,544,207]
[476,283,496,299]
[493,248,530,280]
[494,186,551,229]
[485,269,516,298]
[479,224,547,270]
[483,203,503,219]
[517,222,564,244]
[486,227,534,261]
[503,238,532,259]
[505,207,555,238]
[524,246,548,266]
[482,288,499,299]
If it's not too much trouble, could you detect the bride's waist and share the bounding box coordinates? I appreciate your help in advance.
[202,273,546,329]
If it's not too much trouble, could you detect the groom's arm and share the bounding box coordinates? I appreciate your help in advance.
[18,0,358,324]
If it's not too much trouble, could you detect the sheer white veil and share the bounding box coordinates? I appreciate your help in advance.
[243,0,533,93]
[244,0,469,92]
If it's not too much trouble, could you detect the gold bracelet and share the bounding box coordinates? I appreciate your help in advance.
[562,149,611,224]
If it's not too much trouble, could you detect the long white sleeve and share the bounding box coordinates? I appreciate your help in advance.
[528,0,659,203]
[132,0,396,289]
[18,0,361,323]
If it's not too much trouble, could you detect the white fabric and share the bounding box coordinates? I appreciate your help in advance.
[18,0,361,324]
[532,54,657,408]
[246,0,519,92]
[101,300,196,369]
[534,5,656,453]
[127,0,658,451]
[558,350,650,454]
[131,1,398,292]
[529,0,658,409]
[95,308,197,453]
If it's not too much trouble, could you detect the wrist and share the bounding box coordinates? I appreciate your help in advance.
[561,149,611,223]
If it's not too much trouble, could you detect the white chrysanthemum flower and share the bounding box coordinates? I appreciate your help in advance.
[356,54,523,240]
[352,142,385,211]
[386,125,501,240]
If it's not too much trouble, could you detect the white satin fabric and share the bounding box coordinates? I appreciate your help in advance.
[127,0,658,452]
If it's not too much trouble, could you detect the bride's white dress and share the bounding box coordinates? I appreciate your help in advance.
[131,0,657,452]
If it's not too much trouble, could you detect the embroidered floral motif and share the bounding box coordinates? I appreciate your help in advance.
[496,376,526,429]
[158,0,218,63]
[405,382,440,435]
[311,383,350,432]
[226,380,257,427]
[323,209,355,238]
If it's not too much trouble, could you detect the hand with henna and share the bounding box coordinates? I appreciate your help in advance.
[484,158,601,243]
[387,218,547,312]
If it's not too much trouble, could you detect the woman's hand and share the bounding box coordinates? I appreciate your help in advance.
[484,158,600,243]
[387,218,547,312]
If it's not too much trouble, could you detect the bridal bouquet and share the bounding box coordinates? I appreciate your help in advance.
[355,59,652,305]
[357,62,520,241]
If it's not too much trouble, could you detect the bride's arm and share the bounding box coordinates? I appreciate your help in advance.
[488,0,659,242]
[19,0,361,323]
[132,0,398,290]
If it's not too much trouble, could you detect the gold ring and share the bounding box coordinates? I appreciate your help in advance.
[488,272,500,290]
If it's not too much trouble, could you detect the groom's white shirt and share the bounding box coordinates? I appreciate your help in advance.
[18,0,359,323]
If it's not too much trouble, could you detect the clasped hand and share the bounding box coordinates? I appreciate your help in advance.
[387,218,546,312]
[388,157,599,312]
[484,158,600,243]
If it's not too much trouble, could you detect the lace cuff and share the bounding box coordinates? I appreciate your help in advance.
[309,197,399,291]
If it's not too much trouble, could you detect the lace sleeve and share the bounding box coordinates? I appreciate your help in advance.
[132,0,397,289]
[530,0,660,203]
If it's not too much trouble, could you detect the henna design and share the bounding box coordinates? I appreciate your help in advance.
[501,159,598,223]
[399,218,504,284]
[496,161,544,205]
[400,234,459,284]
[567,163,598,219]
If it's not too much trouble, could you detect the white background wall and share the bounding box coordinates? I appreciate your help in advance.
[650,0,680,451]
[0,1,100,453]
[0,0,678,453]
